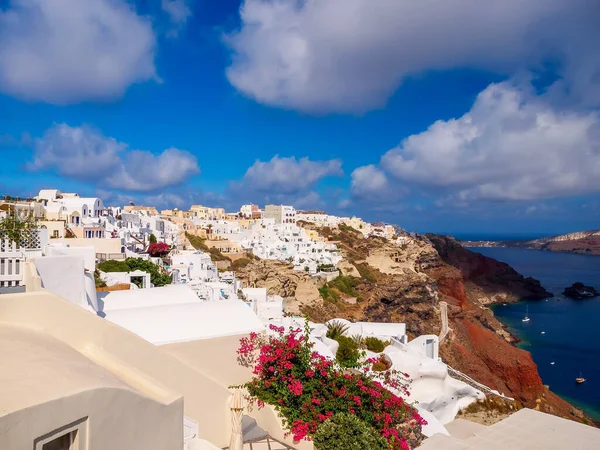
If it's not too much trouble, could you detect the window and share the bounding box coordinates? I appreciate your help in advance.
[42,431,76,450]
[35,418,88,450]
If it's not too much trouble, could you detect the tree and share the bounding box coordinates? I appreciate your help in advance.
[149,233,157,244]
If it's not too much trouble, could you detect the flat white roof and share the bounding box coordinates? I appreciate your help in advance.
[100,284,199,312]
[417,408,600,449]
[104,299,264,345]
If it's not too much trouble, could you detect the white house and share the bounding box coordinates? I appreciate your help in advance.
[263,205,296,225]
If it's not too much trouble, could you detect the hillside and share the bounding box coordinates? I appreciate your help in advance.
[235,224,589,424]
[511,230,600,255]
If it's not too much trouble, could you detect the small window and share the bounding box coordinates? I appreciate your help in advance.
[42,431,76,450]
[35,418,87,450]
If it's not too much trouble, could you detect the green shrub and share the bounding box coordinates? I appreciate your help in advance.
[328,275,360,297]
[98,258,172,287]
[125,258,172,287]
[148,233,157,244]
[185,232,209,251]
[313,413,388,450]
[97,260,130,273]
[372,356,392,372]
[326,321,349,340]
[93,269,107,288]
[355,263,377,282]
[349,334,363,347]
[230,257,251,272]
[335,335,361,368]
[364,337,390,353]
[319,284,339,303]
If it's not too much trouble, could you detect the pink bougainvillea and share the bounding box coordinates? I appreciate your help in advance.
[148,242,170,257]
[235,322,426,449]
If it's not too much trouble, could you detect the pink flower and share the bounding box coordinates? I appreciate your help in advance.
[288,379,303,396]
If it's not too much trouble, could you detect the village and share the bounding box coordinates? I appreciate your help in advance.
[1,190,598,450]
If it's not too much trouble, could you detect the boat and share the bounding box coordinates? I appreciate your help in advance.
[551,362,555,365]
[541,331,545,335]
[522,305,530,323]
[576,373,586,384]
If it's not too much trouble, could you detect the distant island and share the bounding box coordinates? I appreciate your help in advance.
[462,229,600,256]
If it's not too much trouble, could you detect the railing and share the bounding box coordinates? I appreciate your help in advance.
[446,366,514,401]
[96,253,126,262]
[439,301,450,343]
[0,229,46,287]
[389,336,514,401]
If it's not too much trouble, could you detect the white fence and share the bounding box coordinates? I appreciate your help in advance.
[0,229,47,288]
[446,365,514,401]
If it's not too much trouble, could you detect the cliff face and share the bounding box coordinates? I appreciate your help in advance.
[421,235,583,421]
[511,229,600,255]
[235,259,323,315]
[236,227,586,423]
[426,234,552,304]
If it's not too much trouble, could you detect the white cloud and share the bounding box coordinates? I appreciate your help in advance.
[240,155,343,194]
[353,81,600,203]
[226,155,342,210]
[161,0,192,36]
[350,165,389,199]
[0,0,157,104]
[225,0,599,113]
[30,124,200,192]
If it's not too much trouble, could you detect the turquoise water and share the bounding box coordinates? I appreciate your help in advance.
[472,247,600,420]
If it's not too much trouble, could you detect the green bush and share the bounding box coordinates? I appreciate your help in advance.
[355,263,377,282]
[229,257,251,272]
[328,275,360,297]
[185,232,209,251]
[349,334,363,347]
[335,335,361,368]
[318,275,361,303]
[325,321,349,340]
[313,413,388,450]
[319,284,339,303]
[93,269,107,288]
[125,257,172,287]
[364,337,390,353]
[148,233,157,244]
[372,356,392,372]
[97,260,130,273]
[208,246,232,262]
[97,258,172,287]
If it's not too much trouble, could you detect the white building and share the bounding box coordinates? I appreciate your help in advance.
[264,205,296,225]
[171,251,218,284]
[223,220,341,273]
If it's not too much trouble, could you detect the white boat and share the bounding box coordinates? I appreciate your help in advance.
[541,331,545,335]
[576,372,586,384]
[551,362,555,365]
[522,306,530,323]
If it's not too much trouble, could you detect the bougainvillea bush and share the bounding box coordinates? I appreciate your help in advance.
[236,323,426,449]
[148,242,170,257]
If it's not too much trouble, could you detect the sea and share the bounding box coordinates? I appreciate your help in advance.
[469,246,600,420]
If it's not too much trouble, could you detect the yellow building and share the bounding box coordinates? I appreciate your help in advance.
[190,205,226,220]
[123,205,159,215]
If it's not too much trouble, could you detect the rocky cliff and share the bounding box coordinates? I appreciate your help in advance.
[510,229,600,255]
[235,226,588,424]
[426,234,552,304]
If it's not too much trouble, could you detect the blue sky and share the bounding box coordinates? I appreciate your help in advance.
[1,0,599,236]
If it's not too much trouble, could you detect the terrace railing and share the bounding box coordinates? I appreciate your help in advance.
[0,229,46,288]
